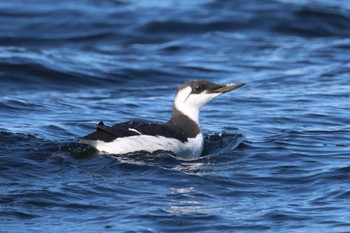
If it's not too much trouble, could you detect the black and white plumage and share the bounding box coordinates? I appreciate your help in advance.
[80,80,245,160]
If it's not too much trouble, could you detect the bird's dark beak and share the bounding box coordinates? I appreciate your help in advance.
[212,82,245,94]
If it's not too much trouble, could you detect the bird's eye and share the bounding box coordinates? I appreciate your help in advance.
[194,86,203,93]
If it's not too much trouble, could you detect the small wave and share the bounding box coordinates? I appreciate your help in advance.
[0,131,46,150]
[0,97,44,111]
[203,131,245,156]
[140,20,244,35]
[0,61,98,92]
[206,0,350,37]
[274,6,350,37]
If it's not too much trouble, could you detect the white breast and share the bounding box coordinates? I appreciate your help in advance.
[83,134,204,160]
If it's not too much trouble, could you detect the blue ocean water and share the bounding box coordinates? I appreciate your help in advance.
[1,0,350,232]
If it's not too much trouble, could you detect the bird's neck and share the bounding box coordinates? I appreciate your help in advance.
[174,103,200,124]
[168,106,201,138]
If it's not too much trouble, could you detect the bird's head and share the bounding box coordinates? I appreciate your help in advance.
[173,80,245,123]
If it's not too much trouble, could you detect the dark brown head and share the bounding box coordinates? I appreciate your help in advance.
[173,80,245,123]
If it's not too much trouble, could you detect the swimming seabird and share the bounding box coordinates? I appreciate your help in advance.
[80,80,245,160]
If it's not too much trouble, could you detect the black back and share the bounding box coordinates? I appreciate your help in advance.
[81,120,188,143]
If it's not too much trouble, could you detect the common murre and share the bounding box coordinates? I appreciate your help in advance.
[80,80,245,160]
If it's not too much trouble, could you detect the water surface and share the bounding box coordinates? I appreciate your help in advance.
[1,0,350,232]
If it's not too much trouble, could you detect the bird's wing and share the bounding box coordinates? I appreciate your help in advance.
[81,121,187,143]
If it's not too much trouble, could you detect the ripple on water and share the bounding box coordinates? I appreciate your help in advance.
[1,0,350,232]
